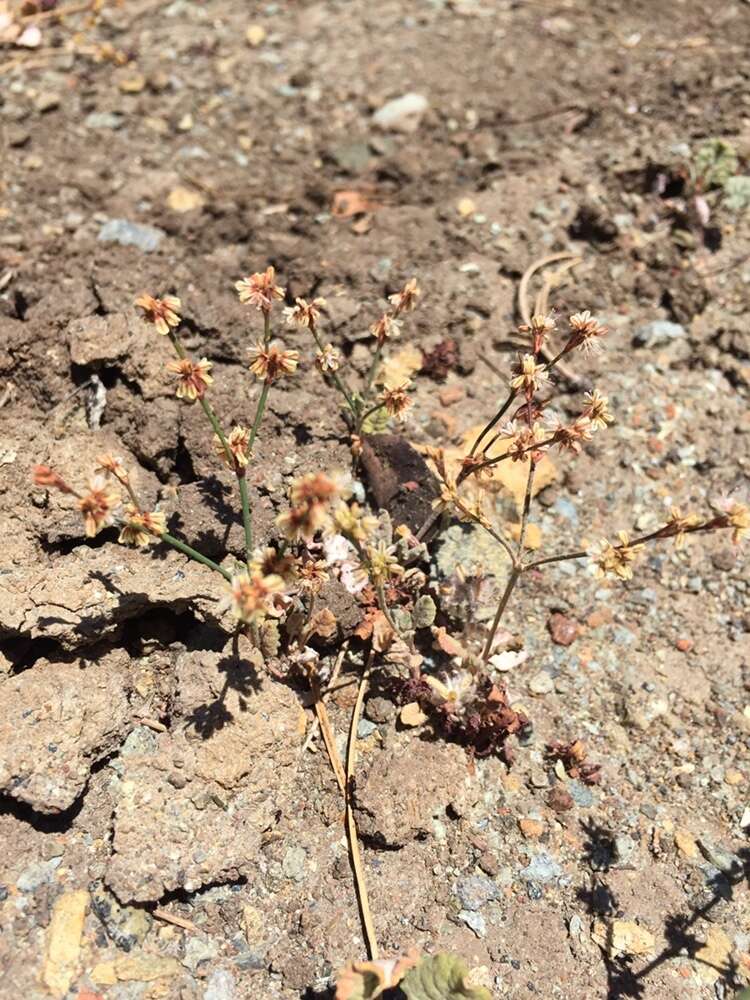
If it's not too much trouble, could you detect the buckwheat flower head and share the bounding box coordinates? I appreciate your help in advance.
[333,501,378,542]
[425,671,476,711]
[250,546,299,584]
[135,294,181,335]
[215,425,250,469]
[388,277,421,315]
[381,380,413,422]
[297,559,329,593]
[235,266,285,312]
[664,506,701,549]
[96,454,129,483]
[166,357,213,401]
[508,424,544,462]
[77,475,120,537]
[226,570,284,625]
[582,389,614,431]
[291,471,350,508]
[547,415,593,454]
[276,503,326,543]
[33,464,74,494]
[591,531,642,580]
[366,540,405,587]
[510,353,551,396]
[567,310,607,353]
[519,311,556,353]
[711,497,749,544]
[370,312,402,346]
[248,340,299,383]
[118,506,166,547]
[315,344,341,374]
[284,296,326,329]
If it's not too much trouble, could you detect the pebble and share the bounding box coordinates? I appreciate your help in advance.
[458,909,486,938]
[519,818,545,840]
[357,719,377,738]
[568,781,595,807]
[547,612,579,646]
[16,857,62,892]
[183,935,219,971]
[528,670,554,695]
[91,885,151,952]
[85,111,125,130]
[372,93,429,133]
[35,92,60,112]
[204,968,237,1000]
[454,874,500,911]
[98,219,165,253]
[282,846,307,882]
[42,890,89,998]
[697,839,743,876]
[634,320,686,348]
[245,24,267,47]
[520,852,562,884]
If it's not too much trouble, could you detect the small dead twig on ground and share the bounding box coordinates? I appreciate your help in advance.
[302,644,347,761]
[152,908,199,933]
[346,656,378,960]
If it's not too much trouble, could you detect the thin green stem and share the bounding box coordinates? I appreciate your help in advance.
[517,459,536,556]
[237,473,253,564]
[358,400,385,430]
[481,566,521,661]
[309,324,357,414]
[199,396,232,464]
[160,531,231,581]
[248,381,270,451]
[469,388,518,457]
[263,310,272,346]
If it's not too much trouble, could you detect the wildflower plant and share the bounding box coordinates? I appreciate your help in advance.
[32,269,746,759]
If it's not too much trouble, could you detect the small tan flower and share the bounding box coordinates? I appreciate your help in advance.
[235,266,285,312]
[333,502,378,542]
[712,497,749,544]
[96,454,130,484]
[284,296,326,329]
[119,506,166,546]
[248,340,299,382]
[315,344,341,374]
[366,541,405,587]
[567,310,607,353]
[519,311,556,353]
[216,425,250,469]
[33,464,74,494]
[510,353,551,396]
[507,424,544,462]
[370,312,402,346]
[581,389,614,431]
[166,357,213,401]
[276,503,327,543]
[591,531,642,581]
[291,471,350,508]
[381,380,413,422]
[77,475,120,537]
[388,278,420,315]
[249,546,299,583]
[227,570,284,625]
[297,559,329,593]
[664,506,701,549]
[547,415,593,454]
[135,294,181,335]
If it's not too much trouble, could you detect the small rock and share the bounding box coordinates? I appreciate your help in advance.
[724,768,744,786]
[454,874,500,911]
[674,828,699,860]
[6,124,30,147]
[697,839,743,877]
[675,637,693,653]
[528,670,554,695]
[568,780,595,807]
[547,612,580,646]
[204,968,237,1000]
[245,24,267,47]
[457,197,476,217]
[520,852,562,885]
[458,909,486,938]
[330,141,372,173]
[282,846,307,883]
[119,74,146,93]
[634,320,686,348]
[183,935,219,971]
[35,92,60,112]
[357,718,377,739]
[438,385,464,406]
[372,93,429,133]
[167,186,205,213]
[85,111,125,130]
[43,890,89,998]
[592,919,655,957]
[365,696,396,724]
[91,954,182,984]
[519,818,545,840]
[91,885,151,952]
[400,701,428,727]
[16,857,62,892]
[546,786,574,813]
[98,218,165,253]
[695,926,732,984]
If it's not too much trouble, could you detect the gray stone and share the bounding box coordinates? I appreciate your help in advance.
[568,780,595,808]
[697,839,743,877]
[16,857,62,892]
[330,141,372,173]
[520,852,562,885]
[282,845,307,883]
[372,93,429,133]
[204,968,236,1000]
[454,874,500,911]
[98,218,165,253]
[85,111,125,130]
[634,320,686,348]
[528,670,554,695]
[183,935,219,971]
[458,909,486,938]
[91,884,152,951]
[357,719,377,739]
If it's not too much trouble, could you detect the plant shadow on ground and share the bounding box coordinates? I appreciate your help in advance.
[576,820,749,999]
[183,630,263,740]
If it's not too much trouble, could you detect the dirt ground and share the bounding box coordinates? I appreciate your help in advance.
[1,1,750,998]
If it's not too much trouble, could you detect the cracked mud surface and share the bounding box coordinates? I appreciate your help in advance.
[1,1,749,998]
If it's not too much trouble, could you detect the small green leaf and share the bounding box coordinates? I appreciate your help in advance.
[362,406,390,434]
[723,175,750,214]
[694,138,738,189]
[401,953,492,1000]
[412,595,437,629]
